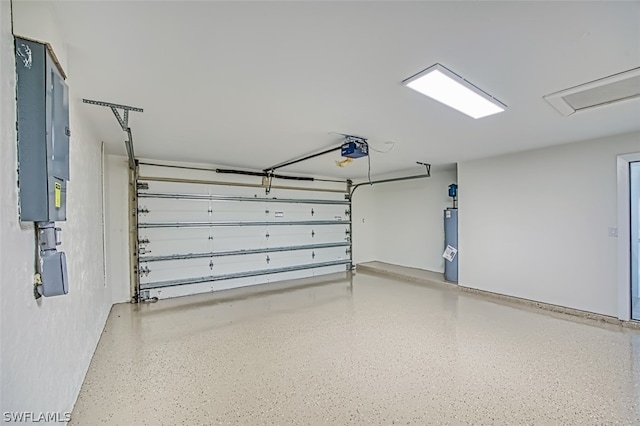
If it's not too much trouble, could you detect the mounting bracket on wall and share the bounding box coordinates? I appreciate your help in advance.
[83,99,143,170]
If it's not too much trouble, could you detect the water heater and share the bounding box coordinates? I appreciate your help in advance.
[444,208,458,283]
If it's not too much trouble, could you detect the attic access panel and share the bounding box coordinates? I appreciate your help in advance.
[544,67,640,116]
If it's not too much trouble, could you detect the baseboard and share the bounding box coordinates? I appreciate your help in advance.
[356,261,640,331]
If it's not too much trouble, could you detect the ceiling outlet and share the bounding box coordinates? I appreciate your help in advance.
[544,67,640,116]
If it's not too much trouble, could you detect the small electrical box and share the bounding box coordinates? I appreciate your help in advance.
[341,140,368,159]
[15,37,70,222]
[40,252,69,296]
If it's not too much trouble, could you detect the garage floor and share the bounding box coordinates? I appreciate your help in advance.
[71,269,640,425]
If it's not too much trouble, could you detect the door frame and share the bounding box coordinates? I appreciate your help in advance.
[617,152,640,321]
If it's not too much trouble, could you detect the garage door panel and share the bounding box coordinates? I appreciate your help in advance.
[149,281,216,300]
[266,225,349,246]
[136,177,351,299]
[139,258,212,284]
[264,206,310,222]
[304,205,350,220]
[309,226,351,244]
[212,227,267,251]
[138,199,270,223]
[210,253,268,276]
[313,264,350,276]
[208,200,267,222]
[266,269,315,284]
[267,187,347,202]
[266,250,316,269]
[313,246,349,263]
[143,227,268,256]
[309,204,350,221]
[138,198,211,222]
[140,180,263,198]
[141,181,211,196]
[264,204,348,222]
[140,228,211,257]
[266,225,314,246]
[145,273,269,300]
[212,276,267,292]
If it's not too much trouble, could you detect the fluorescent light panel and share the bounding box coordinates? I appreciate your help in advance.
[403,63,506,119]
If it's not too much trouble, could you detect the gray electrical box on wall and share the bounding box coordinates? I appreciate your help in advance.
[16,37,70,221]
[15,37,70,297]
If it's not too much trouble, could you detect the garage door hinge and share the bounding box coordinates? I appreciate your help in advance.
[345,229,351,235]
[208,207,213,214]
[346,248,351,255]
[311,230,315,238]
[208,235,213,240]
[137,207,149,214]
[137,182,149,190]
[266,255,270,264]
[265,232,270,239]
[345,209,351,216]
[139,237,149,244]
[265,209,270,215]
[209,260,214,270]
[311,208,314,216]
[139,265,151,277]
[312,251,315,259]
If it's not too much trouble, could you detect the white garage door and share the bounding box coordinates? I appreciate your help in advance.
[135,168,351,300]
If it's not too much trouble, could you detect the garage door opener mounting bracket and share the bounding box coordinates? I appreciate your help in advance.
[82,99,143,170]
[83,99,144,303]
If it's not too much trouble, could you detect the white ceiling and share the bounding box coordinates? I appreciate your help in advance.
[49,1,640,178]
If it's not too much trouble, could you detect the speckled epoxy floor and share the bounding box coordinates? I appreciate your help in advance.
[71,271,640,425]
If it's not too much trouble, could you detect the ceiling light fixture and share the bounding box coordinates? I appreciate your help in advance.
[403,63,506,119]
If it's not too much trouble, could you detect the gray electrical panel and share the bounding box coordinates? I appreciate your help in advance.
[15,37,70,222]
[15,37,70,297]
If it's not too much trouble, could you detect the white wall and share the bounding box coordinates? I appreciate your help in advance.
[0,0,112,419]
[105,155,131,303]
[458,131,640,317]
[372,170,456,272]
[351,184,377,264]
[351,169,457,272]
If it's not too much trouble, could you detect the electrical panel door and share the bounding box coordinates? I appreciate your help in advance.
[16,37,70,222]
